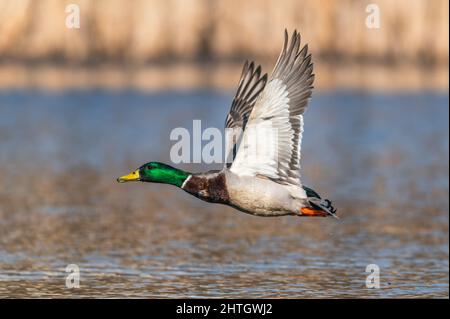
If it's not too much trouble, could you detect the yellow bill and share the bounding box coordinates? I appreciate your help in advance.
[117,169,140,183]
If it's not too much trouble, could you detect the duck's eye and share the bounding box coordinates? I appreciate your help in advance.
[147,165,152,170]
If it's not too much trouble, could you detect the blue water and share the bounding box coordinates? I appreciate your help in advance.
[0,89,448,298]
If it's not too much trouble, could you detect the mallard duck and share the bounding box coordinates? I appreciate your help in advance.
[118,30,336,218]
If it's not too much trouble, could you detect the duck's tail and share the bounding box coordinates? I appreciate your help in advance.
[302,186,338,219]
[309,198,338,219]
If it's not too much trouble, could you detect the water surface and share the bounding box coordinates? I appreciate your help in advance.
[0,89,448,298]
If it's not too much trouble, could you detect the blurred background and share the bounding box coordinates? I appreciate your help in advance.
[0,0,448,90]
[0,0,448,298]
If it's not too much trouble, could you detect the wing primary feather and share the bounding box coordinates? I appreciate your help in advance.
[235,60,249,97]
[230,29,315,187]
[243,73,267,102]
[224,59,268,167]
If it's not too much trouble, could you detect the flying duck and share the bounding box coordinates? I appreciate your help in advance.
[118,30,337,218]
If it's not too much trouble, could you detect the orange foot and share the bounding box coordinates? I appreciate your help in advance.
[300,207,327,217]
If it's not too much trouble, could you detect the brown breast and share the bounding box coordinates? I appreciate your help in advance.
[182,172,230,204]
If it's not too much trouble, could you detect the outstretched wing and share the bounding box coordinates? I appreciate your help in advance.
[230,30,314,186]
[224,61,268,166]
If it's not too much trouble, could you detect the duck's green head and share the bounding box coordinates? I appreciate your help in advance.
[117,162,189,187]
